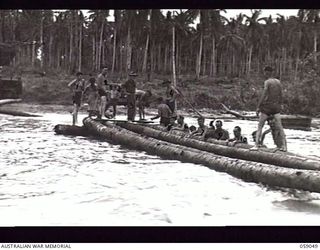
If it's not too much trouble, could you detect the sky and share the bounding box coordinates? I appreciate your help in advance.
[78,9,300,22]
[223,9,299,19]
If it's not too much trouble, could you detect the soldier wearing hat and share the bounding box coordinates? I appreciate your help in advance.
[122,71,138,121]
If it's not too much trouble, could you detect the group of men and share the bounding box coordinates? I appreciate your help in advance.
[68,68,154,124]
[68,65,287,152]
[151,65,287,151]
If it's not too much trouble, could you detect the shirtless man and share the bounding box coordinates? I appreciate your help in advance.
[190,116,208,138]
[228,126,248,146]
[251,66,287,151]
[136,90,153,120]
[68,72,85,125]
[96,67,109,119]
[212,120,229,140]
[150,97,172,126]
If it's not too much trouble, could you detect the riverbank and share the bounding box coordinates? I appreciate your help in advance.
[10,70,320,116]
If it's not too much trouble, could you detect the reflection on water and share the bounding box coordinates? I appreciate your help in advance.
[273,199,320,214]
[1,104,320,226]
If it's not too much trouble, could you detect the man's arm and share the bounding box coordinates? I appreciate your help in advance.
[68,79,76,88]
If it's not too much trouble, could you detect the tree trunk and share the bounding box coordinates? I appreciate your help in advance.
[98,22,104,70]
[247,45,253,76]
[142,34,149,74]
[118,122,320,171]
[32,41,36,67]
[82,117,320,193]
[0,99,22,106]
[164,44,168,73]
[69,17,73,73]
[48,32,53,68]
[92,36,95,71]
[210,35,216,77]
[126,24,132,73]
[0,108,41,117]
[78,20,82,72]
[112,28,117,73]
[172,25,177,86]
[157,43,161,73]
[196,32,203,80]
[314,29,317,65]
[54,124,89,136]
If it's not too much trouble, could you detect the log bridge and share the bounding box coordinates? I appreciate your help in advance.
[54,118,320,193]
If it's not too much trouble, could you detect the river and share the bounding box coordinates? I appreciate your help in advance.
[1,103,320,226]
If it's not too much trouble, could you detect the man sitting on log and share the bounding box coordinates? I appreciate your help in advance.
[228,126,248,146]
[68,71,85,125]
[150,97,173,126]
[251,66,286,151]
[204,120,216,140]
[211,120,230,140]
[189,125,197,134]
[168,115,190,133]
[190,116,208,138]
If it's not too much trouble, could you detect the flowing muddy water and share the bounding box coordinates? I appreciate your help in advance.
[1,103,320,226]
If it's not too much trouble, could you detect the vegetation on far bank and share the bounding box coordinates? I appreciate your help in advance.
[14,63,320,117]
[1,10,320,116]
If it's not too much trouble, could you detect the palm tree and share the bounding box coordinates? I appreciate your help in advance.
[88,10,109,71]
[208,9,227,77]
[298,9,320,65]
[244,9,263,76]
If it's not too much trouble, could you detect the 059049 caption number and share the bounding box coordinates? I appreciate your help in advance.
[300,244,318,248]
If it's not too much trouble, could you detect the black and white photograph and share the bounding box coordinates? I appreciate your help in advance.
[1,8,320,231]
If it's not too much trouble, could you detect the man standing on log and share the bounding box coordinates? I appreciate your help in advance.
[136,89,153,120]
[83,77,99,117]
[162,80,178,119]
[122,71,137,122]
[97,67,109,119]
[68,72,85,125]
[251,66,287,151]
[254,115,287,152]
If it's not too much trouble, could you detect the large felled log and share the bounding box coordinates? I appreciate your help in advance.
[83,117,320,193]
[151,124,320,163]
[54,124,89,136]
[118,122,320,171]
[0,108,41,117]
[0,98,22,106]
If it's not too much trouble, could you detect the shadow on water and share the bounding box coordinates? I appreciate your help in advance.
[273,199,320,214]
